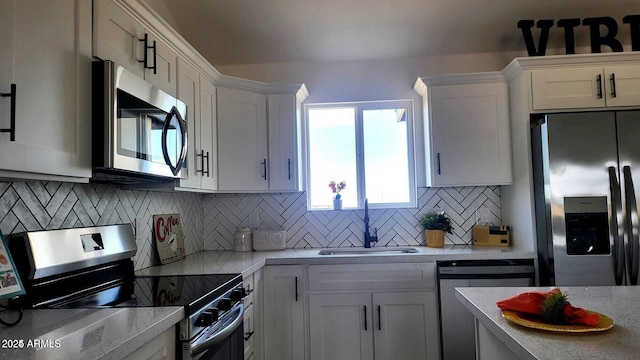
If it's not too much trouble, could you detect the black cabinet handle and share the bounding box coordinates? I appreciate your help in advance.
[138,34,149,69]
[196,150,205,174]
[378,305,381,331]
[597,74,603,99]
[1,84,16,141]
[437,153,441,175]
[262,159,267,180]
[138,33,157,74]
[294,276,298,301]
[287,158,291,180]
[205,151,210,177]
[610,73,617,98]
[149,39,157,75]
[364,306,368,331]
[195,150,210,177]
[244,331,254,341]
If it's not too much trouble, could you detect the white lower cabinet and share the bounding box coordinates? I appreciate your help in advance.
[121,325,175,360]
[309,293,373,360]
[262,262,439,360]
[263,265,304,360]
[309,291,438,360]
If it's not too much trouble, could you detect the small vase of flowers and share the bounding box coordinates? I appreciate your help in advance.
[329,180,346,210]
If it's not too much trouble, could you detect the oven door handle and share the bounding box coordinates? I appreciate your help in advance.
[191,303,244,357]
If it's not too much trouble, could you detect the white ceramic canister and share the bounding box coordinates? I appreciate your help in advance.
[234,227,253,252]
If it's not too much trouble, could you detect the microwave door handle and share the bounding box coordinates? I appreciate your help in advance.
[162,106,187,176]
[609,166,625,285]
[623,166,640,285]
[175,114,188,175]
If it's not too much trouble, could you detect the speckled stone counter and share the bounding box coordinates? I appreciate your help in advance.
[0,245,534,360]
[0,306,183,360]
[456,286,640,360]
[135,245,536,277]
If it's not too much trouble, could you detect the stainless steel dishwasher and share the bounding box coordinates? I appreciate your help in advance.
[437,259,535,360]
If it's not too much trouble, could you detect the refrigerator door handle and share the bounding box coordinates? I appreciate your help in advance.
[623,166,640,285]
[609,166,625,285]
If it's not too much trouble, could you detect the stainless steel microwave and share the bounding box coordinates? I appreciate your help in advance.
[92,60,187,181]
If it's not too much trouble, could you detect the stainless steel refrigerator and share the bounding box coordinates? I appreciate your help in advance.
[532,111,640,286]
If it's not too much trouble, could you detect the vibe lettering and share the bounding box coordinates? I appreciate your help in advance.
[518,15,640,56]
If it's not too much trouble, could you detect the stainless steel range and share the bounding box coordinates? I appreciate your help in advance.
[8,224,244,360]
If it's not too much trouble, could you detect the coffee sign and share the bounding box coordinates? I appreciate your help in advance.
[518,15,640,56]
[153,214,186,264]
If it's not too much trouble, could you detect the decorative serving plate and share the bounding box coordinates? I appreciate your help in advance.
[501,310,614,332]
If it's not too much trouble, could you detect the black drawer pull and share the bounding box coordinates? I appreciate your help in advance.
[1,84,16,141]
[244,331,254,341]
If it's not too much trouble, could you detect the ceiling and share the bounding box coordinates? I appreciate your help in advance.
[156,0,640,67]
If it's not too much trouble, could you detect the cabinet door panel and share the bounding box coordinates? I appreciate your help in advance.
[176,59,200,189]
[145,34,177,97]
[217,87,268,191]
[93,0,145,77]
[429,82,511,186]
[0,0,91,179]
[309,293,374,360]
[373,292,439,360]
[263,266,303,360]
[267,94,297,191]
[0,1,14,125]
[531,67,605,110]
[199,77,217,190]
[604,65,640,107]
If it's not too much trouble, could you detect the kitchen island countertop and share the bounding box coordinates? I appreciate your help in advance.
[456,286,640,360]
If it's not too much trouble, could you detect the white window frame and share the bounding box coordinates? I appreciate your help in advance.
[303,99,417,210]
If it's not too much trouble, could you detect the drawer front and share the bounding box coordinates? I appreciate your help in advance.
[308,263,435,291]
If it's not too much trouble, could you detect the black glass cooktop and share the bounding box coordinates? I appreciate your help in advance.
[42,274,242,314]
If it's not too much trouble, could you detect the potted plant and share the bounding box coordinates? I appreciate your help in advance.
[418,211,453,248]
[328,180,346,210]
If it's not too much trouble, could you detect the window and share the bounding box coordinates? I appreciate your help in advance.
[305,100,416,209]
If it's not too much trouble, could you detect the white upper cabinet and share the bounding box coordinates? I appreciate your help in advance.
[216,79,307,192]
[0,0,92,182]
[175,57,217,192]
[217,86,269,192]
[268,93,301,191]
[415,73,512,187]
[531,65,640,111]
[199,76,218,191]
[93,0,177,96]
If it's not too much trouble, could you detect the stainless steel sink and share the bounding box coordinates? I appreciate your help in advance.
[318,247,419,255]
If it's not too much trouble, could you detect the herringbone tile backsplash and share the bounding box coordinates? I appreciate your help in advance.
[203,186,501,250]
[0,181,203,270]
[0,181,500,268]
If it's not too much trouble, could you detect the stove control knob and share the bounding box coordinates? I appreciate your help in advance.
[196,308,218,327]
[218,298,232,311]
[230,288,245,301]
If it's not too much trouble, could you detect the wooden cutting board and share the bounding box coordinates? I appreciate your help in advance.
[153,214,186,264]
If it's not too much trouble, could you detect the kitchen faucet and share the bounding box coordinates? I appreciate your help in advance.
[364,199,378,248]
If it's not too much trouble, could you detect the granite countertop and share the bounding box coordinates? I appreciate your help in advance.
[136,245,536,277]
[0,306,183,360]
[455,286,640,360]
[0,245,534,360]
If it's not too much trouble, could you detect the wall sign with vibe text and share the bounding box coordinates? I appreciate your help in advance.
[518,15,640,56]
[153,214,186,264]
